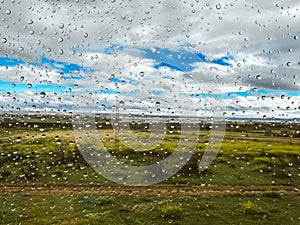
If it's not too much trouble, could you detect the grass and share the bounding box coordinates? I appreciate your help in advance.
[0,193,299,225]
[0,122,299,186]
[0,120,299,224]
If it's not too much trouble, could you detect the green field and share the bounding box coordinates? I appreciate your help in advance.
[1,193,299,225]
[0,117,299,224]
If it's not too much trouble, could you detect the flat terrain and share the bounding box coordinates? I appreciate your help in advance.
[1,183,299,196]
[0,118,299,224]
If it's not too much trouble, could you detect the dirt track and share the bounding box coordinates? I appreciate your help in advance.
[0,184,299,196]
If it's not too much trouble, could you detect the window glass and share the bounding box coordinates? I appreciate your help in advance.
[0,1,299,224]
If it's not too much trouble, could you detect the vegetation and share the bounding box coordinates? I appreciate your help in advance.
[0,193,299,225]
[0,117,299,224]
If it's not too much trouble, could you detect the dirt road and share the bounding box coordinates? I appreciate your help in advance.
[0,183,299,196]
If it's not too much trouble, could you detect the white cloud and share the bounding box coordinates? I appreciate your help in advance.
[0,0,299,119]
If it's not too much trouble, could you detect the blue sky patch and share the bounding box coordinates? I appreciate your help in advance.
[0,80,73,94]
[0,57,27,67]
[141,47,234,72]
[40,57,94,74]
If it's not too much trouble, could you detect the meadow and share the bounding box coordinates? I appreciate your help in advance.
[0,116,299,224]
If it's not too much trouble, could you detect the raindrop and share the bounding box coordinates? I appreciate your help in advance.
[58,49,64,55]
[27,19,33,24]
[155,102,161,107]
[59,23,64,29]
[5,9,11,15]
[140,72,144,77]
[27,83,32,88]
[294,36,298,40]
[256,75,262,81]
[119,101,125,106]
[287,62,291,66]
[40,92,46,98]
[1,38,7,43]
[216,4,221,10]
[20,76,25,81]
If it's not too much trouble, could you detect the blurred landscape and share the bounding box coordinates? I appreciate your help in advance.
[0,114,299,224]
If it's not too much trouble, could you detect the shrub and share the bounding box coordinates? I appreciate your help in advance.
[180,153,202,175]
[240,200,265,215]
[262,191,281,198]
[160,204,183,219]
[0,170,11,180]
[97,196,115,205]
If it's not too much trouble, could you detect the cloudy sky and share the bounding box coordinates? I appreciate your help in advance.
[0,0,299,120]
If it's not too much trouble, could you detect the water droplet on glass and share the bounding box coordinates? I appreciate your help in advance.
[256,75,262,81]
[27,19,33,24]
[294,36,298,40]
[140,72,144,77]
[1,38,7,43]
[119,101,125,106]
[40,92,46,98]
[216,4,221,10]
[5,9,11,15]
